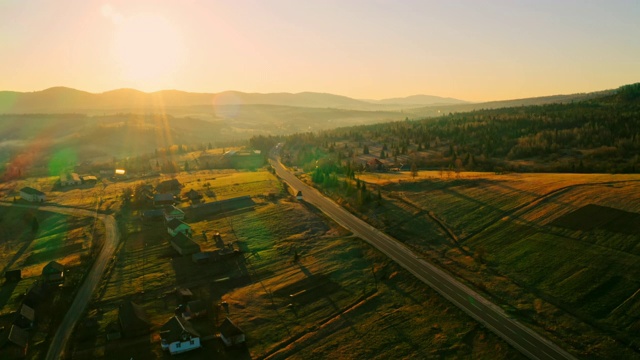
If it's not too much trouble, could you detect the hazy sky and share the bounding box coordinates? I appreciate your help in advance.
[1,0,638,101]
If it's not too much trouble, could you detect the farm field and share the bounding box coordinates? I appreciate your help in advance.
[70,169,521,359]
[0,205,104,359]
[356,171,640,358]
[0,168,282,214]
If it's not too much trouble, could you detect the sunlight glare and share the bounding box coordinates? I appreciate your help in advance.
[111,14,184,87]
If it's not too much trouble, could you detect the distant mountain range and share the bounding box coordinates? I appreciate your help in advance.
[409,89,618,117]
[0,87,468,114]
[361,94,468,106]
[0,86,624,116]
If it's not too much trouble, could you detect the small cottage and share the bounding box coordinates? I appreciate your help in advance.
[176,287,193,302]
[142,209,165,221]
[60,173,81,186]
[183,300,207,320]
[185,189,203,201]
[0,325,29,358]
[164,205,186,221]
[191,252,210,264]
[5,269,22,282]
[23,285,46,308]
[154,193,175,207]
[160,316,201,355]
[170,233,201,256]
[13,304,35,329]
[42,261,64,286]
[167,219,191,237]
[20,187,46,203]
[219,317,245,347]
[156,179,182,194]
[81,175,98,184]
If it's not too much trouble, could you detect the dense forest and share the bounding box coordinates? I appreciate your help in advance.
[256,83,640,177]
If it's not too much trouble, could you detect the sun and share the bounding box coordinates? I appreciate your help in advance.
[111,13,184,87]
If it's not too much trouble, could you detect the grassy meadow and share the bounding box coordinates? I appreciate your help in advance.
[354,170,640,358]
[0,205,104,359]
[70,169,521,359]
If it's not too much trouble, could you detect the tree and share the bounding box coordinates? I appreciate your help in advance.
[184,161,190,172]
[31,217,39,233]
[411,162,418,179]
[454,158,463,178]
[363,145,369,155]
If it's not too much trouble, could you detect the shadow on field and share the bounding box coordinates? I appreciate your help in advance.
[1,232,37,275]
[273,273,342,309]
[24,242,83,266]
[0,281,19,309]
[103,335,153,359]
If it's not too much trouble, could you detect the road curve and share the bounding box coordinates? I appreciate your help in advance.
[0,203,120,360]
[270,159,576,360]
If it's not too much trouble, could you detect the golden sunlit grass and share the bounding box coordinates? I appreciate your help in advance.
[73,169,521,359]
[360,171,640,358]
[0,205,104,360]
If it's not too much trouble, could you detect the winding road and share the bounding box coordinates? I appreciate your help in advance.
[0,203,120,360]
[269,157,576,360]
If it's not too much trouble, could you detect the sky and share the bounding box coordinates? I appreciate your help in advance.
[0,0,638,102]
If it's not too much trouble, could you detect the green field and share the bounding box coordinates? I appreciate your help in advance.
[0,205,104,359]
[70,169,521,359]
[357,171,640,358]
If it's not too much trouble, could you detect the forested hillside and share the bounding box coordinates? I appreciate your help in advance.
[273,83,640,175]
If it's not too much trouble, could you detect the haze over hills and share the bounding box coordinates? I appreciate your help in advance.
[362,94,469,106]
[411,89,619,117]
[0,87,469,114]
[1,86,627,117]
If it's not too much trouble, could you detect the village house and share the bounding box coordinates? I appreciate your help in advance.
[60,173,81,186]
[19,187,46,203]
[23,285,46,308]
[191,252,210,264]
[0,325,29,358]
[160,316,201,355]
[80,175,98,184]
[223,149,263,168]
[119,301,151,338]
[114,169,127,179]
[13,304,35,329]
[170,233,200,256]
[164,205,186,221]
[176,287,193,303]
[183,300,207,320]
[366,158,387,172]
[219,317,245,347]
[167,219,192,237]
[156,178,182,194]
[41,261,64,286]
[185,189,203,201]
[154,193,175,207]
[142,209,165,222]
[5,269,22,283]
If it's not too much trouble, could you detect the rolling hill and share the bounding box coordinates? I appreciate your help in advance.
[0,87,430,113]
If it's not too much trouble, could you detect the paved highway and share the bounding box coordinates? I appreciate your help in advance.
[270,158,576,360]
[0,203,120,360]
